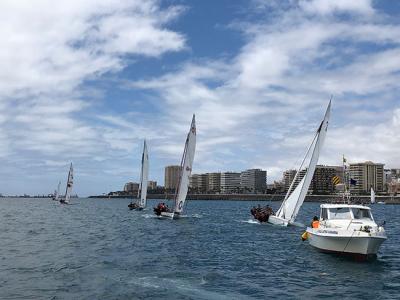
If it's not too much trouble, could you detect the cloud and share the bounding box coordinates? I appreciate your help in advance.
[1,0,399,196]
[0,0,186,195]
[129,0,400,182]
[299,0,374,16]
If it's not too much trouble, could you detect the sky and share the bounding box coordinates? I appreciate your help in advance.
[1,0,400,196]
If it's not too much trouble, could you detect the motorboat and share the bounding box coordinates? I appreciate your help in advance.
[305,204,387,259]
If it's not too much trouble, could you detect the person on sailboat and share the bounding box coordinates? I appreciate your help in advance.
[153,202,171,216]
[251,204,274,223]
[311,216,319,228]
[128,202,139,210]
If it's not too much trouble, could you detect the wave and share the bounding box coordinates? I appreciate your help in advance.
[240,219,260,224]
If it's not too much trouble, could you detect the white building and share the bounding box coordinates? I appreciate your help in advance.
[220,172,241,194]
[240,169,267,193]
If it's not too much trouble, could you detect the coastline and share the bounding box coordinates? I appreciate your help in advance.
[88,193,400,204]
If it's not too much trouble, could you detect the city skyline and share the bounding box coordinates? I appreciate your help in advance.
[1,1,400,196]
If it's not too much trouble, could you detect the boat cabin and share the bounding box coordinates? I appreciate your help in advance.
[319,204,374,222]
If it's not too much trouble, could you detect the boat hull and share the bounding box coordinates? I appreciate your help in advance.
[306,229,386,257]
[267,215,289,226]
[159,212,175,219]
[159,212,181,219]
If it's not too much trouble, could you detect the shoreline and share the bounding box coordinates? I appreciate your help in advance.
[88,193,400,204]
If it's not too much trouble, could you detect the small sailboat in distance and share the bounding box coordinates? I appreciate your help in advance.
[129,140,149,211]
[371,187,376,204]
[268,100,331,226]
[154,114,196,219]
[60,163,73,205]
[52,181,61,201]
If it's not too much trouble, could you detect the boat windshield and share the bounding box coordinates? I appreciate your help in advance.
[351,208,372,220]
[328,207,351,220]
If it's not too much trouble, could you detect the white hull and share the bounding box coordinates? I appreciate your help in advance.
[307,228,386,256]
[267,215,289,226]
[160,212,175,219]
[159,211,181,219]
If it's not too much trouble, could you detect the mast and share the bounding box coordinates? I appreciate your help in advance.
[275,100,331,223]
[138,140,149,208]
[173,114,196,214]
[64,163,74,202]
[55,181,61,200]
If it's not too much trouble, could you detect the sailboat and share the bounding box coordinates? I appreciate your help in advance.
[52,181,61,201]
[370,187,376,204]
[268,100,331,226]
[60,163,73,205]
[128,140,149,211]
[154,114,196,219]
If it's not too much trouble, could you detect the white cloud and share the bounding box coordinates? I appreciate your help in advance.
[299,0,374,16]
[1,0,399,195]
[129,0,400,182]
[0,0,186,195]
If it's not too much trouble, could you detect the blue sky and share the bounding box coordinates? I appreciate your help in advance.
[1,0,400,196]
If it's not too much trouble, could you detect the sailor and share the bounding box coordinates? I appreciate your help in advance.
[311,216,320,228]
[251,206,258,218]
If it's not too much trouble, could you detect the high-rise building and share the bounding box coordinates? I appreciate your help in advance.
[349,161,384,194]
[189,174,209,193]
[220,172,241,194]
[164,165,181,191]
[124,182,139,193]
[283,170,297,192]
[310,165,344,194]
[389,169,400,180]
[240,169,267,193]
[148,181,157,190]
[283,166,343,195]
[283,169,306,194]
[208,172,221,193]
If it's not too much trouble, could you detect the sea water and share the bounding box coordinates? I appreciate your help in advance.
[0,198,399,299]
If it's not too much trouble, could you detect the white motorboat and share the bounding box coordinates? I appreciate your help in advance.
[155,114,196,219]
[268,100,331,226]
[306,204,386,259]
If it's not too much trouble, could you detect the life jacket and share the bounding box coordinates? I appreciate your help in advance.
[312,220,320,228]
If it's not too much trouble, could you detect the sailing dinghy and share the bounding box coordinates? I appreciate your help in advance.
[371,187,376,204]
[268,100,331,226]
[60,163,73,205]
[154,115,196,219]
[52,181,61,201]
[129,140,149,211]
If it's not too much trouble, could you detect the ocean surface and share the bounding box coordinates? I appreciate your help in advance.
[0,198,399,299]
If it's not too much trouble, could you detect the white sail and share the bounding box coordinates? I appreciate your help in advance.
[138,140,149,208]
[174,114,196,214]
[55,181,61,200]
[273,100,331,225]
[371,187,376,204]
[64,163,74,202]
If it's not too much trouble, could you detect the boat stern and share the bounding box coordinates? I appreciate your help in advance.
[267,215,289,226]
[160,212,175,219]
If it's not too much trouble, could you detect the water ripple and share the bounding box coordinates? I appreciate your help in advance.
[0,198,398,299]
